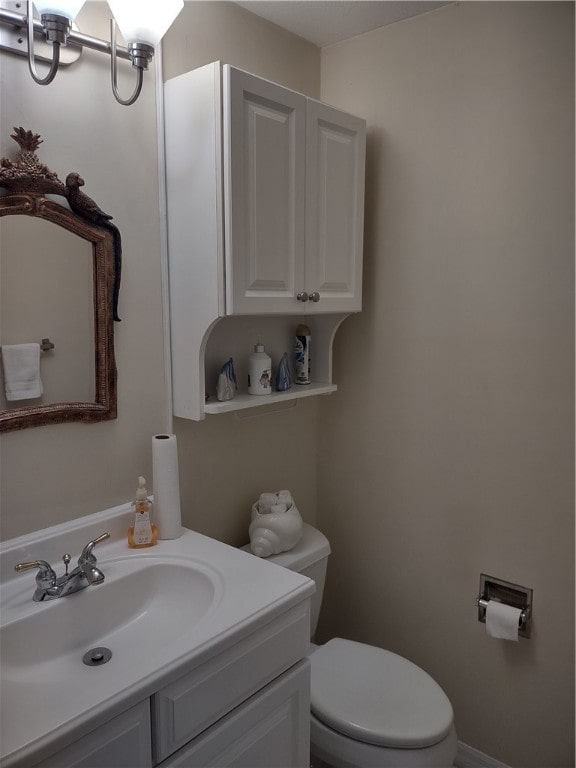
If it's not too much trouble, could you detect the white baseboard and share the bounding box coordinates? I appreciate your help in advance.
[455,742,510,768]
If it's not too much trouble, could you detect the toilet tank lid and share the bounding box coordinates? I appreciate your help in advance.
[242,523,330,572]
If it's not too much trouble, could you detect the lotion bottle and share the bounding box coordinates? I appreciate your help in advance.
[128,476,158,548]
[248,344,272,395]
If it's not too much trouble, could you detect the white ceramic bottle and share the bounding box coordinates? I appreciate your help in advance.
[248,344,272,395]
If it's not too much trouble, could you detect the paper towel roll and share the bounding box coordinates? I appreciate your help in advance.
[152,434,182,539]
[486,600,521,641]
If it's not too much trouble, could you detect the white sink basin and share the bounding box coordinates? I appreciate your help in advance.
[0,503,313,768]
[2,556,221,675]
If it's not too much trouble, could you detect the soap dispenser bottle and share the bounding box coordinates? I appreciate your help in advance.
[128,476,158,548]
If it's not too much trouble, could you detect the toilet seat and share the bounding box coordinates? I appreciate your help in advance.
[310,714,458,768]
[310,638,454,749]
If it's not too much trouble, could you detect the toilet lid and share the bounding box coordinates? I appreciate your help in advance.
[310,638,454,749]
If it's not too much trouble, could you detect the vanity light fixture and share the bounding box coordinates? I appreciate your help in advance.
[26,0,85,85]
[0,0,184,105]
[107,0,183,104]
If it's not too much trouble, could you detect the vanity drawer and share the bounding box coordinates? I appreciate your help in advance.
[158,660,310,767]
[153,600,310,763]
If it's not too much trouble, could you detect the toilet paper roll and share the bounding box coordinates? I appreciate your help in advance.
[485,600,521,641]
[152,434,182,540]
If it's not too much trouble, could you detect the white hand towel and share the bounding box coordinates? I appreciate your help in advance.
[1,344,43,401]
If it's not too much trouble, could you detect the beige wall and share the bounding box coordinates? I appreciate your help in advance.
[0,1,321,546]
[1,2,573,766]
[163,0,320,94]
[317,3,574,767]
[0,2,168,538]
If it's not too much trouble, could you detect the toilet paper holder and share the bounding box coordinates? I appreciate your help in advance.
[476,574,533,639]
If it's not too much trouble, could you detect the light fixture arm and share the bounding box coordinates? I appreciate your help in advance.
[0,5,132,60]
[110,19,153,107]
[0,0,183,105]
[26,0,61,85]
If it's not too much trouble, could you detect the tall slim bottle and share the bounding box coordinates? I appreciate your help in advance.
[294,324,311,385]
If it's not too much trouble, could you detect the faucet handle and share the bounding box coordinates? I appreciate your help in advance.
[14,560,57,589]
[79,532,110,564]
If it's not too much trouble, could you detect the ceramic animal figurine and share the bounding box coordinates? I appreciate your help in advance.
[249,492,303,557]
[275,352,292,391]
[216,358,237,401]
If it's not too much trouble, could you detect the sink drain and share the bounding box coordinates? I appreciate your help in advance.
[82,647,112,666]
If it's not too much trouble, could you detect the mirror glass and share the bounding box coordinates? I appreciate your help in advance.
[1,216,95,409]
[0,127,118,432]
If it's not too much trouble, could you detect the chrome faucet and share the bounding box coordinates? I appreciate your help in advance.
[14,532,110,601]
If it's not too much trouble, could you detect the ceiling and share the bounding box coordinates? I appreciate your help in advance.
[233,1,451,47]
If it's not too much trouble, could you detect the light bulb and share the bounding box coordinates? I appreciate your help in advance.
[33,0,86,20]
[107,0,183,48]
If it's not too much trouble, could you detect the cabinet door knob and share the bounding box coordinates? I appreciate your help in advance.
[297,292,309,302]
[309,291,320,302]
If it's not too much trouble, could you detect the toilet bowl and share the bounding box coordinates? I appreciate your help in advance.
[309,638,457,767]
[242,524,457,768]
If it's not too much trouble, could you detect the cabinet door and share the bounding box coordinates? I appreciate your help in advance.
[305,100,366,313]
[224,66,306,315]
[159,661,310,768]
[32,701,151,768]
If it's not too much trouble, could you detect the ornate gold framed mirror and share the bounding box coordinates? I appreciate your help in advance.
[0,128,119,432]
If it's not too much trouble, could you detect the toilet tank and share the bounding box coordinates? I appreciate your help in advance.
[242,523,330,638]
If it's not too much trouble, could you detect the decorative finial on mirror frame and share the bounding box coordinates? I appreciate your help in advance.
[0,127,66,197]
[0,127,122,321]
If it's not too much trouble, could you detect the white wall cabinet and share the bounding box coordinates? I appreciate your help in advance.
[224,66,365,315]
[164,62,365,420]
[223,66,306,315]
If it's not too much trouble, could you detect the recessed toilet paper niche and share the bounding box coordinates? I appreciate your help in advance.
[477,574,533,639]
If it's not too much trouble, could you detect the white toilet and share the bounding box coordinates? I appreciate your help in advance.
[244,524,457,768]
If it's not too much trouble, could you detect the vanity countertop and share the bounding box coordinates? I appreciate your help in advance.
[0,503,314,767]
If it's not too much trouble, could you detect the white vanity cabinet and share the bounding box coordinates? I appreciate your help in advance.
[164,62,366,420]
[30,654,309,768]
[27,592,311,768]
[30,667,310,768]
[157,661,310,767]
